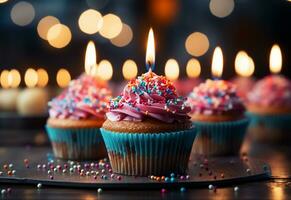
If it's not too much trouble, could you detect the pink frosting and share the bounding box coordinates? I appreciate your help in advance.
[49,74,111,120]
[247,75,291,107]
[187,79,245,115]
[107,71,191,123]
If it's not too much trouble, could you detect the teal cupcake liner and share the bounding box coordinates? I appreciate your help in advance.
[100,128,197,176]
[246,112,291,141]
[247,112,291,129]
[46,126,107,160]
[191,118,249,156]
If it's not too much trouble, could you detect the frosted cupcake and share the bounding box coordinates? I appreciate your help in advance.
[46,74,111,160]
[247,75,291,142]
[101,71,196,176]
[188,79,249,156]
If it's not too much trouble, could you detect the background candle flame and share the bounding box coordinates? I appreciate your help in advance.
[235,51,255,77]
[186,58,201,78]
[24,68,38,88]
[269,44,282,74]
[211,46,223,78]
[122,59,138,80]
[85,41,98,76]
[145,28,155,71]
[164,58,179,81]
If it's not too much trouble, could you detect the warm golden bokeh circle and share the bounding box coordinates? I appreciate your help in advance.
[185,32,209,57]
[37,16,60,40]
[99,14,123,39]
[78,9,103,34]
[47,24,72,48]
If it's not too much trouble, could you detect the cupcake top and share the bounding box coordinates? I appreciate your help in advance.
[187,79,245,116]
[106,71,191,123]
[49,74,111,120]
[247,75,291,108]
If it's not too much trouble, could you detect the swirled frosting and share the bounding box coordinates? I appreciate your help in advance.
[247,75,291,107]
[49,74,111,120]
[187,79,245,115]
[106,71,191,123]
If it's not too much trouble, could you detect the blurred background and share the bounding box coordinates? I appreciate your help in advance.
[0,0,290,146]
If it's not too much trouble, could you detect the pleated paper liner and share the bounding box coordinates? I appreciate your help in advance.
[246,112,291,142]
[100,128,197,176]
[191,118,249,156]
[46,126,107,160]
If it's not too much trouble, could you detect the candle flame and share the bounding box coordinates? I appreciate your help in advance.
[269,44,282,74]
[85,41,98,76]
[165,58,179,81]
[24,68,38,88]
[122,59,138,80]
[211,46,223,78]
[8,69,21,88]
[235,51,255,77]
[186,58,201,78]
[145,28,155,71]
[97,60,113,81]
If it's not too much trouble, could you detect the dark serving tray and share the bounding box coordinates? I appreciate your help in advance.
[0,147,271,189]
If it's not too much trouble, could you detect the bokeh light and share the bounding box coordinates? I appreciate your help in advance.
[37,16,60,40]
[0,70,10,89]
[24,68,38,88]
[110,24,133,47]
[209,0,235,18]
[78,9,103,34]
[185,32,209,57]
[149,0,178,24]
[0,0,8,4]
[10,1,35,26]
[269,44,282,74]
[97,60,113,81]
[122,59,138,80]
[99,14,123,39]
[164,59,179,81]
[8,69,21,88]
[47,24,72,48]
[211,47,223,78]
[56,68,71,88]
[235,51,255,77]
[37,68,49,88]
[186,58,201,78]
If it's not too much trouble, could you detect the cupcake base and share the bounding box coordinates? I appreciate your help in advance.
[101,128,196,176]
[247,113,291,143]
[191,118,249,156]
[46,126,107,160]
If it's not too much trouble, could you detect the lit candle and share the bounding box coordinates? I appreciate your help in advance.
[211,46,223,79]
[146,28,155,71]
[0,69,21,112]
[269,44,282,74]
[17,68,49,116]
[232,51,256,99]
[85,41,98,77]
[85,41,113,82]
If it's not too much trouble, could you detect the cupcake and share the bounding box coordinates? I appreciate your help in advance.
[101,71,196,176]
[46,74,111,160]
[188,79,249,156]
[246,75,291,142]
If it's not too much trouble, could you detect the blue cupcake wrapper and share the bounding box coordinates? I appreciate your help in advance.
[100,128,197,176]
[46,126,107,160]
[247,112,291,129]
[246,112,291,141]
[192,118,249,156]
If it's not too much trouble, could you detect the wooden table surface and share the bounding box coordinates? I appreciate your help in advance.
[0,140,290,199]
